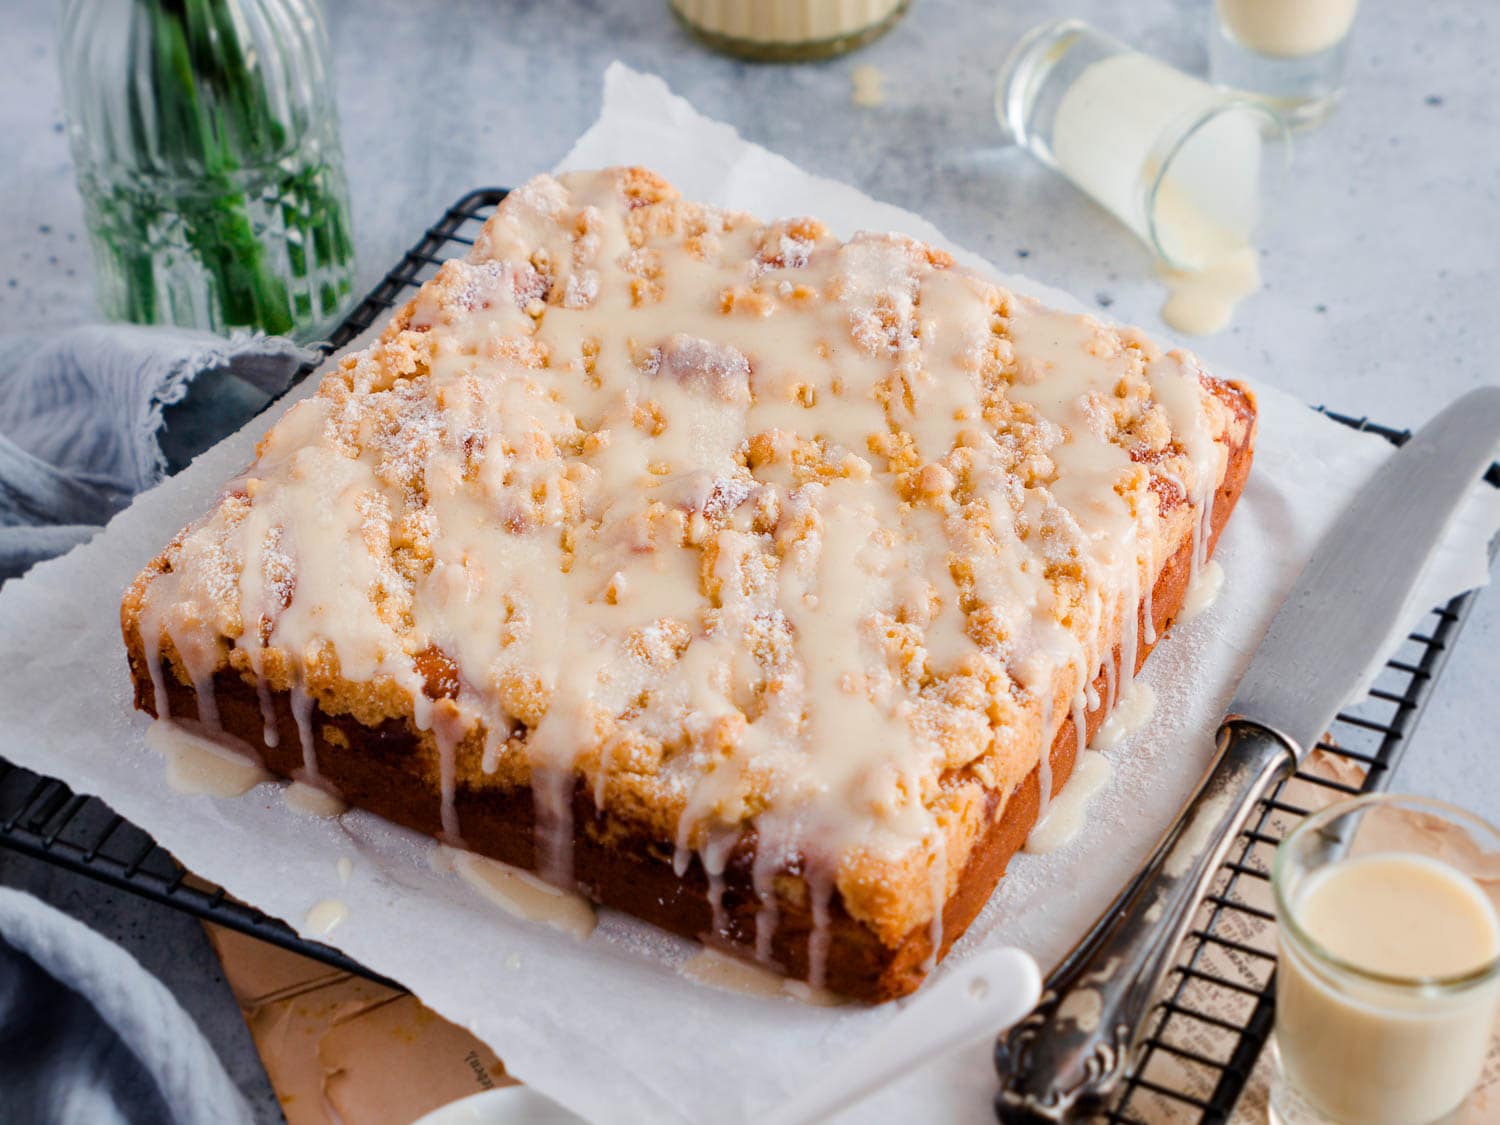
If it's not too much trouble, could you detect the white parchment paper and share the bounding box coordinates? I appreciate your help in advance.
[1,64,1497,1125]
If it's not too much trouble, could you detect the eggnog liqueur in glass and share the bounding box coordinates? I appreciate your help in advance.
[1271,794,1500,1125]
[994,19,1288,336]
[1211,0,1361,127]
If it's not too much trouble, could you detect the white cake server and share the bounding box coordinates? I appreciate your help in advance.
[410,946,1041,1125]
[766,946,1042,1125]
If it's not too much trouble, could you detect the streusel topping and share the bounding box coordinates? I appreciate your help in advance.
[130,168,1234,971]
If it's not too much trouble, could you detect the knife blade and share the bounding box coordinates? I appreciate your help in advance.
[994,385,1500,1123]
[1229,385,1500,757]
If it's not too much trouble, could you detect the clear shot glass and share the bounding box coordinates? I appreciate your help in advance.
[995,18,1287,273]
[1271,794,1500,1125]
[1210,0,1360,129]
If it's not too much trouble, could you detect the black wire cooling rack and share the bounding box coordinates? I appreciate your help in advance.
[2,189,1497,1122]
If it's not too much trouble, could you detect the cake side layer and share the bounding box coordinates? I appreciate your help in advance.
[130,381,1252,1000]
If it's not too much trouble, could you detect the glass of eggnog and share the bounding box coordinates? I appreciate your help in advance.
[995,19,1287,275]
[1272,794,1500,1125]
[1210,0,1360,128]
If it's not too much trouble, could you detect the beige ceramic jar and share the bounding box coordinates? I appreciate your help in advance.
[669,0,911,61]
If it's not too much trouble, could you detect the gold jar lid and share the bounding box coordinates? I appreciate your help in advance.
[669,0,911,62]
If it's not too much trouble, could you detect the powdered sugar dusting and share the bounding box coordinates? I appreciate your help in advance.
[656,334,751,403]
[564,270,600,309]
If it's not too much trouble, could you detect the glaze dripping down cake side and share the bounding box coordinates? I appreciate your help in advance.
[121,167,1256,1001]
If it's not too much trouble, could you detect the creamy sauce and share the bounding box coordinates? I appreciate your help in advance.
[1024,751,1112,854]
[1161,249,1261,337]
[283,780,348,818]
[682,948,785,997]
[304,898,349,937]
[336,856,353,885]
[1090,682,1156,752]
[670,0,903,43]
[851,65,885,108]
[1177,559,1226,625]
[134,170,1228,984]
[450,848,596,939]
[782,979,845,1006]
[1218,0,1360,58]
[1278,853,1500,1124]
[682,949,843,1005]
[145,720,271,797]
[1300,853,1498,980]
[1151,179,1262,337]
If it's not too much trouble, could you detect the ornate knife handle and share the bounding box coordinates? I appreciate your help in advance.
[994,719,1299,1123]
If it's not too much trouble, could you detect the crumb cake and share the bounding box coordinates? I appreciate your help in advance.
[122,167,1256,1001]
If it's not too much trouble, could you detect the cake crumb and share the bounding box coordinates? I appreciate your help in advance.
[851,65,885,108]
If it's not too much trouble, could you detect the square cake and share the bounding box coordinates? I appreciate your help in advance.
[122,167,1256,1000]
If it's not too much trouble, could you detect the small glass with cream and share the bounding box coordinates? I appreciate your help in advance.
[1210,0,1360,129]
[1271,794,1500,1125]
[995,19,1288,336]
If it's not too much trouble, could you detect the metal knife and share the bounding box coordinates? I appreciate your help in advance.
[993,385,1500,1122]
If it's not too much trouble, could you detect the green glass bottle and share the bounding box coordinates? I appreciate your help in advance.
[60,0,357,339]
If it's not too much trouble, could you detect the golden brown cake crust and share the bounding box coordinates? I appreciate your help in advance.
[123,167,1258,1000]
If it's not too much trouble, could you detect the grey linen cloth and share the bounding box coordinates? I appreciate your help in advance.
[0,887,250,1124]
[0,324,314,580]
[0,323,313,1120]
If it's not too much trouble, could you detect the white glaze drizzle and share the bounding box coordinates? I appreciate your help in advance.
[143,620,170,721]
[449,847,596,939]
[1178,559,1226,625]
[1103,634,1118,718]
[683,947,786,997]
[254,673,279,748]
[304,898,349,937]
[1035,692,1054,824]
[1142,573,1158,646]
[681,948,843,1005]
[284,780,347,818]
[1091,682,1158,752]
[923,828,948,972]
[145,720,271,797]
[132,170,1231,979]
[289,683,321,785]
[701,829,736,940]
[188,665,220,729]
[808,870,834,989]
[1024,751,1113,855]
[431,708,465,846]
[752,820,786,965]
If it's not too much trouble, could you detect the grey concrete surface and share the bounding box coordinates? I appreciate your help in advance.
[1,1,1495,1120]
